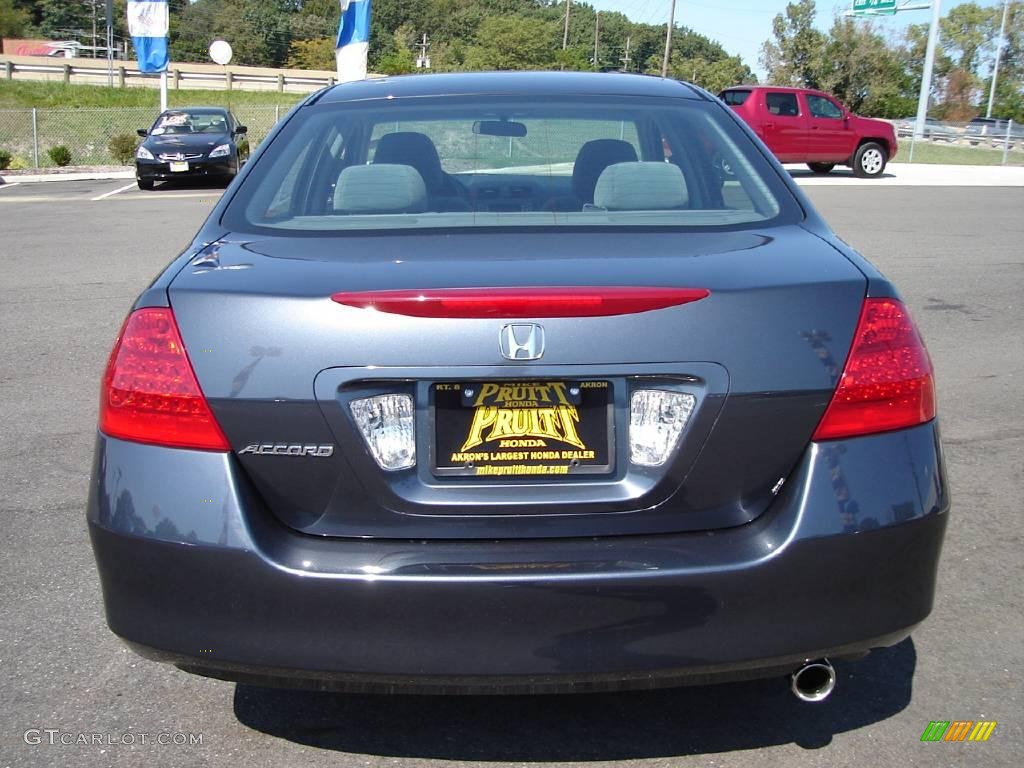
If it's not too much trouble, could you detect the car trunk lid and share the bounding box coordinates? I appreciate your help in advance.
[169,226,865,539]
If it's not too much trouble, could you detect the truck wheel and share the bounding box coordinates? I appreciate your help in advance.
[853,142,887,178]
[807,163,835,174]
[137,178,154,190]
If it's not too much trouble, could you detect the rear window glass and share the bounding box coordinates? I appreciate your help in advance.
[223,95,796,234]
[766,93,800,117]
[719,90,751,106]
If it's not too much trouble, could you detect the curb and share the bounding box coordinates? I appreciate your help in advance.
[1,170,136,184]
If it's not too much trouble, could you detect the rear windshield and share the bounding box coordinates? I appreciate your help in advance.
[719,90,751,106]
[222,94,798,234]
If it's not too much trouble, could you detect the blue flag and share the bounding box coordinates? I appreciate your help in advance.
[127,0,169,74]
[336,0,372,82]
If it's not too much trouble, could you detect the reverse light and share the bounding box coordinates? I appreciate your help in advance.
[350,394,416,470]
[813,298,936,441]
[135,145,154,160]
[629,390,696,466]
[99,308,229,451]
[331,287,710,319]
[209,143,231,158]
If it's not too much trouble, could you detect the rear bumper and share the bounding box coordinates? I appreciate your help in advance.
[87,423,949,693]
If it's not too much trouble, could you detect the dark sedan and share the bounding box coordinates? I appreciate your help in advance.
[134,107,248,190]
[90,72,948,702]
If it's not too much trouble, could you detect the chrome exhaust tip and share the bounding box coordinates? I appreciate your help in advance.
[790,659,836,702]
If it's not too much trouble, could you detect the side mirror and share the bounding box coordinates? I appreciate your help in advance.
[136,128,148,137]
[235,125,248,135]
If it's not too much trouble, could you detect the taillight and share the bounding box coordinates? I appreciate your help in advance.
[99,307,229,451]
[331,287,710,318]
[813,298,936,441]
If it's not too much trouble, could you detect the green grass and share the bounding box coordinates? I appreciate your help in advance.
[0,80,305,109]
[896,139,1024,167]
[0,81,304,167]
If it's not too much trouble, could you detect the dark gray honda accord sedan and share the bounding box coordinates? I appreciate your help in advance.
[88,72,948,701]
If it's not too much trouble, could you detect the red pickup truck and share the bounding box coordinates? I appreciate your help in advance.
[719,86,898,178]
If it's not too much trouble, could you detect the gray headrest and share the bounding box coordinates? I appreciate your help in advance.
[593,162,689,211]
[373,132,444,190]
[334,164,427,214]
[572,139,639,203]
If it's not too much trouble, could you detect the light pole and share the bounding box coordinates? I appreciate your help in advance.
[987,0,1011,118]
[913,0,942,141]
[661,0,678,77]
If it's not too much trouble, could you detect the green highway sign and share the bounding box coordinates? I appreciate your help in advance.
[853,0,898,14]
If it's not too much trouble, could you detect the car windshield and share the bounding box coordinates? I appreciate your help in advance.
[151,111,228,135]
[223,94,797,234]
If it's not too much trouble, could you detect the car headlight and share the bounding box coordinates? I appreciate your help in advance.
[135,146,154,160]
[209,144,231,159]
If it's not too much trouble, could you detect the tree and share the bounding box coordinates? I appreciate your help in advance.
[760,0,825,88]
[169,0,293,68]
[0,0,30,38]
[38,0,91,39]
[987,1,1024,120]
[377,26,418,74]
[940,1,997,73]
[287,36,336,70]
[665,54,755,92]
[463,16,558,70]
[818,16,913,117]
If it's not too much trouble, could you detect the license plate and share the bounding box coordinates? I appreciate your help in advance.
[432,381,612,478]
[169,161,189,172]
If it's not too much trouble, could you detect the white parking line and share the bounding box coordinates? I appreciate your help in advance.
[0,182,21,192]
[91,182,138,201]
[116,192,224,200]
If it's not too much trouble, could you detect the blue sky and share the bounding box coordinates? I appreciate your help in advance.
[586,0,1006,76]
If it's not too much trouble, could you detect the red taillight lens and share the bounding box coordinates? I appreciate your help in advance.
[813,298,936,441]
[99,307,229,451]
[331,287,710,318]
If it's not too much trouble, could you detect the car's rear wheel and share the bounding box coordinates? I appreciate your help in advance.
[137,178,154,191]
[853,142,887,178]
[807,162,835,175]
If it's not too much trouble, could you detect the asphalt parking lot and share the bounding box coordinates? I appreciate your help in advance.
[0,178,1021,767]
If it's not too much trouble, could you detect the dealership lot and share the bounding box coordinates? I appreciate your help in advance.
[0,180,1021,767]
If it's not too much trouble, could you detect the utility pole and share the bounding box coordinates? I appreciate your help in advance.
[105,0,113,85]
[913,0,942,140]
[593,11,600,69]
[987,0,1010,118]
[562,0,571,49]
[621,36,632,71]
[416,33,431,69]
[661,0,678,77]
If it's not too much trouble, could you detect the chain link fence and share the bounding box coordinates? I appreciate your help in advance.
[2,106,1022,170]
[0,105,287,168]
[894,118,1024,167]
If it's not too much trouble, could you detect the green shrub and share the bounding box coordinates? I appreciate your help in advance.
[108,134,138,165]
[8,155,30,171]
[48,145,72,167]
[0,149,11,170]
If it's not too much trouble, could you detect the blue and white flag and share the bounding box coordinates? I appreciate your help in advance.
[127,0,169,74]
[336,0,372,82]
